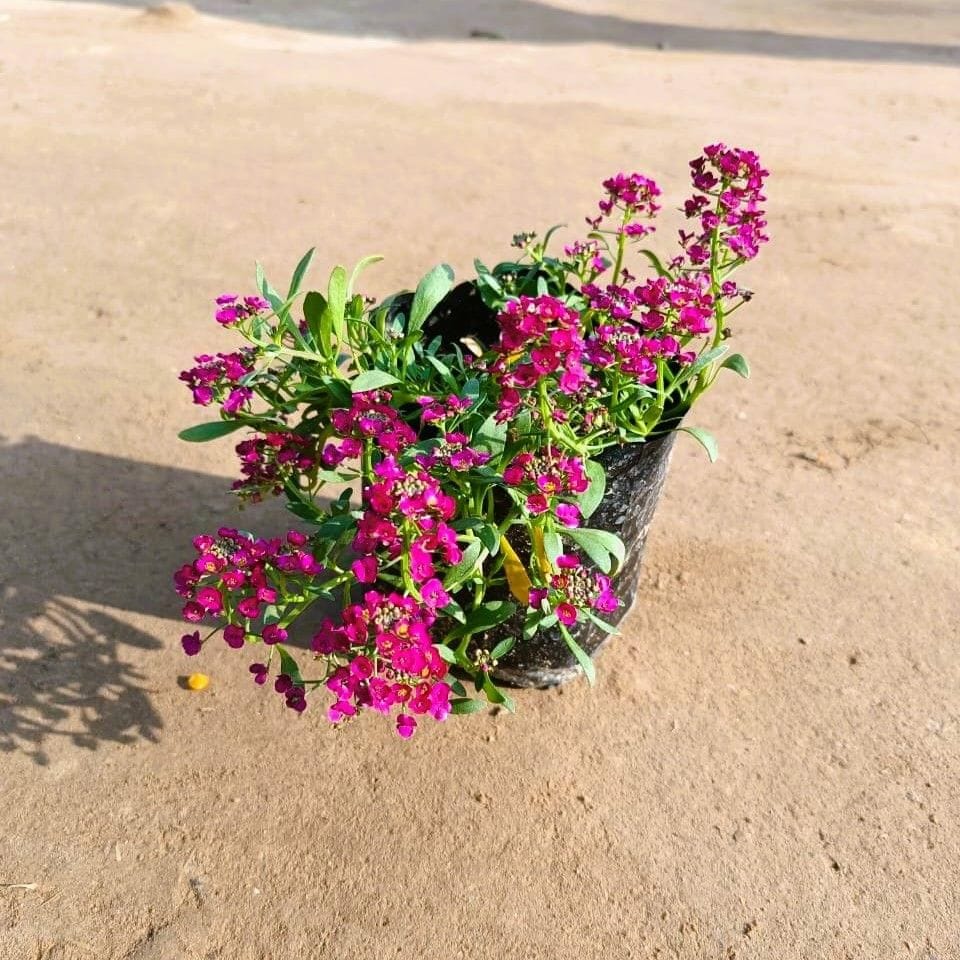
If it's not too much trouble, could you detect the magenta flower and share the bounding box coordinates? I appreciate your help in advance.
[409,541,435,582]
[351,556,379,584]
[261,624,288,645]
[556,603,578,626]
[223,624,246,649]
[396,714,417,739]
[196,586,223,613]
[420,578,450,610]
[181,631,202,656]
[237,596,260,619]
[181,601,205,623]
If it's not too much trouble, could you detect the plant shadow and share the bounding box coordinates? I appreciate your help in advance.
[0,436,311,765]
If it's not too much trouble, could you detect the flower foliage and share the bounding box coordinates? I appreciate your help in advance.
[175,144,769,736]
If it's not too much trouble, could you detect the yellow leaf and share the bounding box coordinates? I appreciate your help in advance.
[500,534,532,605]
[186,673,209,691]
[530,527,551,576]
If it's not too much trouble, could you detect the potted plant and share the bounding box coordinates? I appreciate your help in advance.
[174,143,768,737]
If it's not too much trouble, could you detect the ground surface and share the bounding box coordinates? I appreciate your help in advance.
[1,1,959,957]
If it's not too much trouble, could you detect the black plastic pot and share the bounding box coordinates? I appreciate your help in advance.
[479,431,677,687]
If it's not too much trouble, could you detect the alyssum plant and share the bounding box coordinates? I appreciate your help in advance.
[174,143,768,737]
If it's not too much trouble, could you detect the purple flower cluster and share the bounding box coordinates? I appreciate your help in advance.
[492,295,593,421]
[313,591,452,739]
[680,144,769,265]
[214,293,270,327]
[588,173,662,236]
[232,433,318,502]
[530,554,618,627]
[322,390,417,466]
[178,349,256,412]
[176,528,323,657]
[503,449,587,524]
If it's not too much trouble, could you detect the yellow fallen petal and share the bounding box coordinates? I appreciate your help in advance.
[500,534,532,605]
[186,673,209,691]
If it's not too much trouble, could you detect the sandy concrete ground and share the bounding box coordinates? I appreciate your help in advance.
[1,1,959,957]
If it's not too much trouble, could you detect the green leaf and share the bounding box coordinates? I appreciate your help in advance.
[350,369,400,393]
[408,264,455,335]
[560,627,596,685]
[474,413,507,456]
[543,528,563,566]
[578,460,607,519]
[563,527,626,575]
[450,697,488,715]
[435,644,458,665]
[255,261,285,314]
[426,354,456,386]
[347,255,384,298]
[178,420,246,443]
[321,265,348,355]
[286,500,322,523]
[287,247,316,298]
[441,598,467,624]
[481,675,515,713]
[444,600,517,643]
[303,291,327,350]
[489,636,516,661]
[443,539,485,589]
[637,248,674,279]
[721,353,750,379]
[671,345,728,391]
[476,522,500,555]
[585,610,619,635]
[679,425,719,462]
[462,378,481,400]
[275,645,304,686]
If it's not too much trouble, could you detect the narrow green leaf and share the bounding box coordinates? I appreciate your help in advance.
[560,627,596,685]
[721,353,750,379]
[443,540,485,589]
[680,425,719,462]
[543,528,563,566]
[578,460,607,519]
[321,265,348,354]
[255,261,284,314]
[287,247,316,298]
[434,644,458,665]
[178,420,246,443]
[450,697,487,715]
[474,413,507,456]
[671,345,728,391]
[585,610,620,635]
[408,264,455,335]
[444,600,517,642]
[476,523,500,555]
[482,675,515,713]
[637,248,674,279]
[303,291,327,351]
[347,254,384,298]
[489,636,516,661]
[563,527,626,575]
[350,369,400,393]
[275,645,304,686]
[426,354,455,386]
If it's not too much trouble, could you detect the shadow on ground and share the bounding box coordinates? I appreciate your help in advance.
[64,0,959,65]
[0,438,298,765]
